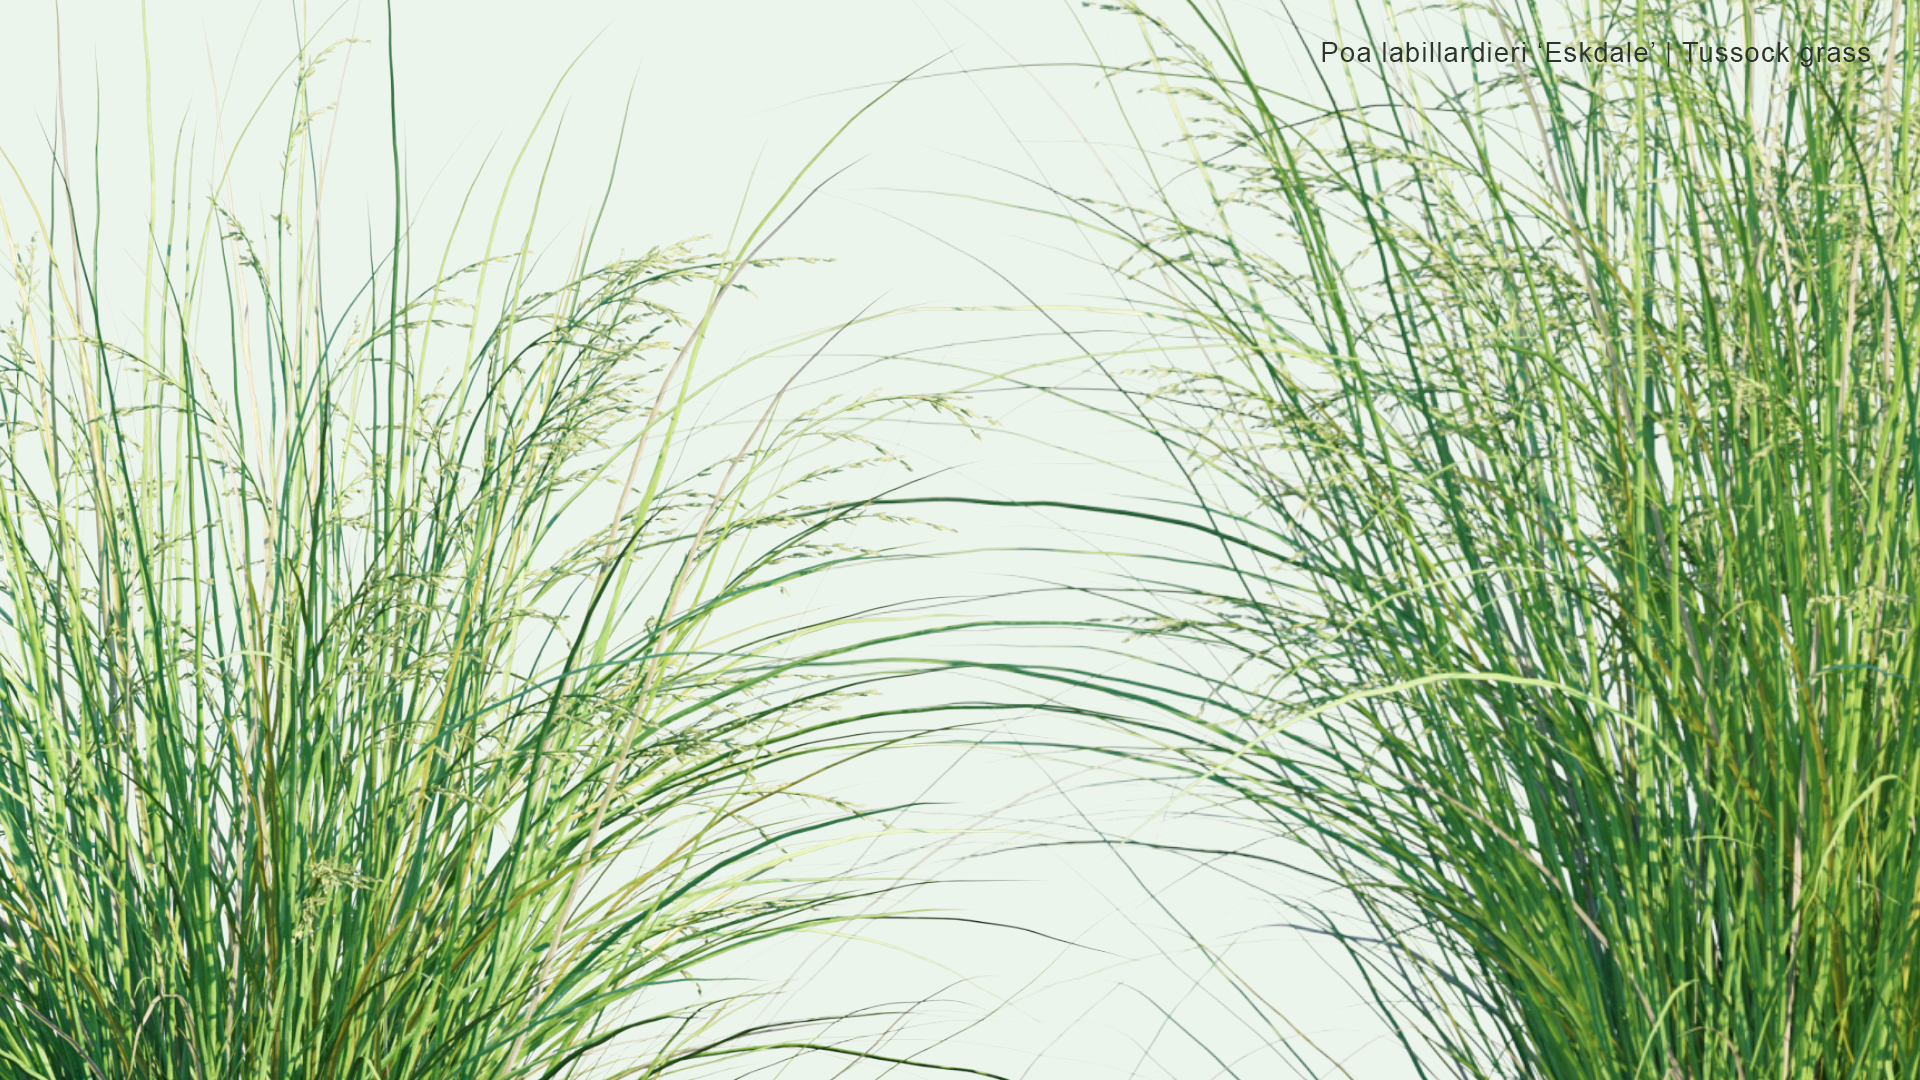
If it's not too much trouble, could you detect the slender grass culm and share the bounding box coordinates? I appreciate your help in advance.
[1059,0,1920,1076]
[0,16,994,1080]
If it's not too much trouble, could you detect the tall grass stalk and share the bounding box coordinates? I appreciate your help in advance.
[0,19,991,1080]
[1054,0,1920,1075]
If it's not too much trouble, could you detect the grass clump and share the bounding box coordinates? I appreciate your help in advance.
[1061,0,1920,1075]
[0,22,983,1080]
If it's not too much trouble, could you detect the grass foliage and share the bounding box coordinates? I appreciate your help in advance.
[12,0,1920,1076]
[1069,0,1920,1075]
[0,23,973,1080]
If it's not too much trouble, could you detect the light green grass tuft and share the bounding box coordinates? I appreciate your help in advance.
[0,17,1000,1080]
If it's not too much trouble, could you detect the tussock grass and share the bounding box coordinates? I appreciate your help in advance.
[0,20,1000,1080]
[1057,0,1920,1075]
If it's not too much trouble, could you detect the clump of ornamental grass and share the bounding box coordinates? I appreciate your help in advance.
[0,23,992,1080]
[1047,0,1920,1075]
